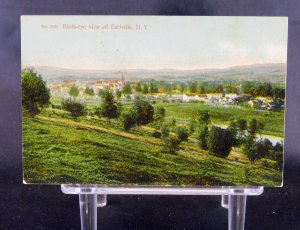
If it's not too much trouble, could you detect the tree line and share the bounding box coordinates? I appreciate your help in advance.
[68,80,285,99]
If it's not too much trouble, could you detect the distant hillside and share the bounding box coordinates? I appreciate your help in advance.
[30,63,286,84]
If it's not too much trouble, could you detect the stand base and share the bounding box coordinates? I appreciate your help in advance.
[62,185,263,230]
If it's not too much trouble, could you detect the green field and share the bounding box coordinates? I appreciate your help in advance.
[23,103,283,186]
[51,96,285,137]
[152,102,285,137]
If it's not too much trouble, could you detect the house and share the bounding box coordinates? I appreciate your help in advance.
[60,86,70,96]
[206,93,223,100]
[182,93,207,103]
[78,86,85,97]
[167,94,183,102]
[63,80,79,86]
[224,93,238,99]
[256,96,273,104]
[48,83,61,92]
[195,94,207,102]
[183,93,197,102]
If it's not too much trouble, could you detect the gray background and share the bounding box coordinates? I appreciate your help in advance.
[0,0,300,229]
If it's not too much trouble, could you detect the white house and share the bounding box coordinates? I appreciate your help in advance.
[225,93,238,99]
[183,94,197,102]
[206,93,223,100]
[182,94,206,102]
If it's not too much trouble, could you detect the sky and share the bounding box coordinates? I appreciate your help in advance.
[21,16,288,70]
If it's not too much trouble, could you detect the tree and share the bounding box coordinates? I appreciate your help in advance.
[22,68,50,117]
[136,82,142,92]
[155,106,166,121]
[96,90,121,122]
[161,124,170,138]
[162,136,181,154]
[197,110,210,125]
[197,125,208,150]
[273,87,285,100]
[175,126,189,142]
[69,86,79,98]
[273,142,283,170]
[249,118,257,136]
[257,122,265,138]
[260,82,273,97]
[179,83,185,93]
[84,87,95,96]
[132,100,154,125]
[228,119,239,146]
[237,119,247,132]
[243,136,269,163]
[142,84,149,94]
[237,119,247,141]
[207,126,234,158]
[198,85,206,94]
[122,83,132,95]
[115,89,122,99]
[149,82,158,93]
[163,83,172,94]
[189,82,197,93]
[188,118,196,134]
[61,99,86,120]
[122,110,137,131]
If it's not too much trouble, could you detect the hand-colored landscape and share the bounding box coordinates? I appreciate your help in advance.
[22,65,285,186]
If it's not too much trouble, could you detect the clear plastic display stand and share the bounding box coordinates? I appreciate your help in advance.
[61,185,263,230]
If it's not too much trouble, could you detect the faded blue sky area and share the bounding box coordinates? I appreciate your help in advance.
[21,16,288,70]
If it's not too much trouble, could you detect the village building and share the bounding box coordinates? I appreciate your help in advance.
[78,86,85,97]
[166,94,183,102]
[60,86,70,96]
[224,93,238,99]
[256,96,273,104]
[182,93,207,102]
[63,79,79,86]
[48,83,61,92]
[206,93,223,100]
[183,93,197,102]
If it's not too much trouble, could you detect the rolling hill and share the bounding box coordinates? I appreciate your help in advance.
[28,63,286,84]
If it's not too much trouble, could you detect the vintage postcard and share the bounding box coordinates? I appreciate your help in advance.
[22,16,287,186]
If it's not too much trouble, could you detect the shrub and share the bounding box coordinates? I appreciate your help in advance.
[84,87,95,96]
[61,99,86,120]
[207,126,234,158]
[249,118,257,135]
[242,136,270,163]
[152,131,161,138]
[162,136,180,154]
[197,125,209,150]
[122,110,137,131]
[69,86,79,98]
[228,119,240,147]
[197,110,210,125]
[188,118,196,134]
[155,106,166,121]
[175,126,189,142]
[133,100,154,125]
[161,124,170,138]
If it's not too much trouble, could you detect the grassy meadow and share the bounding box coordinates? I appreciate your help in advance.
[23,98,283,186]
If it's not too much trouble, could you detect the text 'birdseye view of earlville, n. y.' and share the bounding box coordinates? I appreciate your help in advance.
[21,16,287,186]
